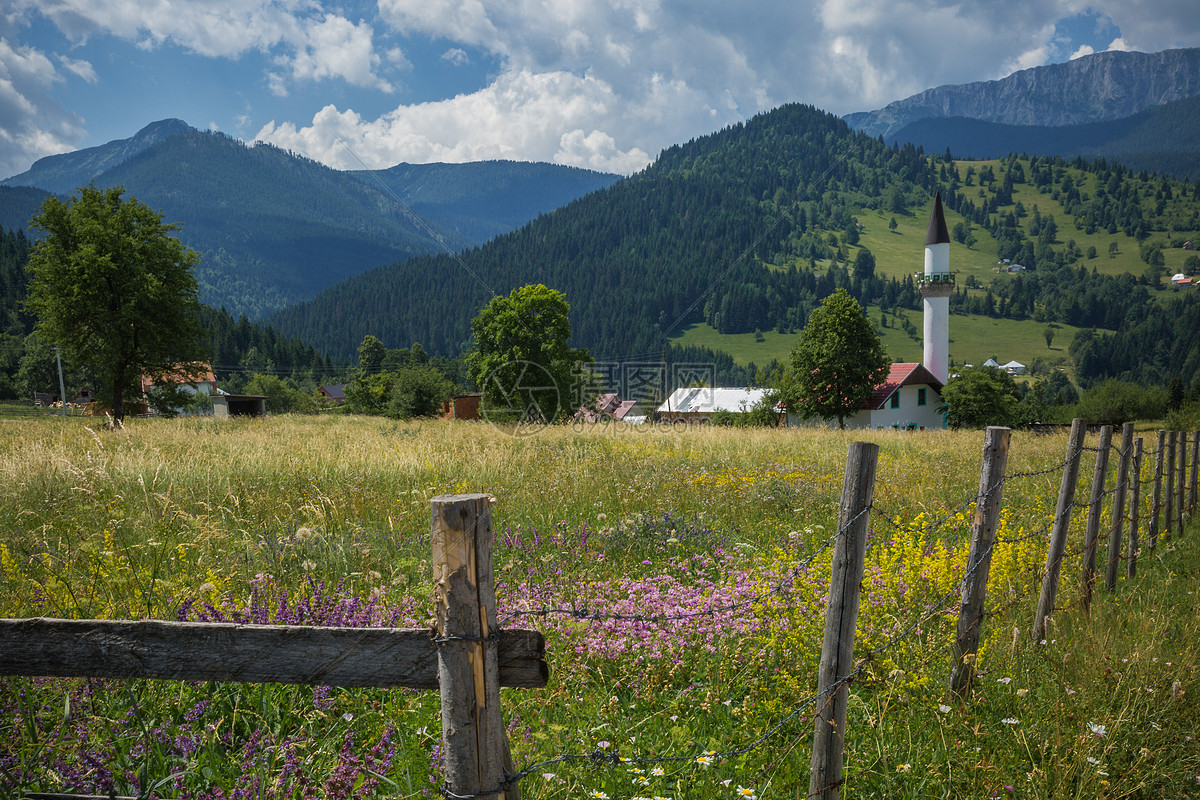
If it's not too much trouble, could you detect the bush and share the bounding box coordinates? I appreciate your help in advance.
[1072,380,1168,426]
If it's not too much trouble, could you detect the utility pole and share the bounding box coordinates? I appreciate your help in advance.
[54,347,67,416]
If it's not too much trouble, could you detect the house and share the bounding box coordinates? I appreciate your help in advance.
[318,384,347,405]
[71,387,95,405]
[442,393,482,420]
[140,363,217,415]
[832,363,946,431]
[1171,273,1193,287]
[1001,360,1027,375]
[612,399,647,424]
[657,387,781,425]
[576,393,648,424]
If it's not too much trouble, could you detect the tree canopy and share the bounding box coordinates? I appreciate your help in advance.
[939,366,1023,429]
[784,288,890,428]
[25,185,208,422]
[468,284,592,428]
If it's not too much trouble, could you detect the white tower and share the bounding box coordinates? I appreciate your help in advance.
[920,193,953,385]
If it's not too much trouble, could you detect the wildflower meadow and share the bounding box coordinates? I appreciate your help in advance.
[1,415,1198,799]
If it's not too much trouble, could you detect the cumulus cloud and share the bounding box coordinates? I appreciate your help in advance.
[9,0,1200,178]
[0,37,84,176]
[1070,44,1095,60]
[255,68,652,174]
[13,0,393,91]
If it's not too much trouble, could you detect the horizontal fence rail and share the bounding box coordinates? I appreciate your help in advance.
[0,618,547,689]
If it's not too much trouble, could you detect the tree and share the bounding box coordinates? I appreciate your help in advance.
[783,289,890,428]
[939,366,1022,429]
[1043,326,1055,349]
[468,284,592,426]
[25,185,208,422]
[851,247,876,282]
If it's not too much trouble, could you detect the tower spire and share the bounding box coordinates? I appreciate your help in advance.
[925,191,950,246]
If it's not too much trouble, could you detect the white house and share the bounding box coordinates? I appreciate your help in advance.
[787,363,946,430]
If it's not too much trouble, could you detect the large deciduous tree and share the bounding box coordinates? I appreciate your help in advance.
[25,185,208,422]
[468,284,591,427]
[785,288,890,429]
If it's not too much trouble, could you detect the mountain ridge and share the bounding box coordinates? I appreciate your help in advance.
[0,121,619,319]
[845,47,1200,140]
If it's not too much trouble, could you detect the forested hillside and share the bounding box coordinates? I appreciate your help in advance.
[267,103,1200,396]
[267,104,940,360]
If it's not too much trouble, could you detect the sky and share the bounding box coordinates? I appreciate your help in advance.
[3,1,1200,180]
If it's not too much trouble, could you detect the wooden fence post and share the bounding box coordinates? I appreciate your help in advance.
[808,442,878,800]
[1185,429,1195,515]
[1165,432,1177,539]
[949,426,1012,696]
[431,494,520,800]
[1149,430,1166,552]
[1080,425,1113,611]
[1105,422,1134,592]
[1032,418,1085,643]
[1176,431,1187,533]
[1127,438,1143,579]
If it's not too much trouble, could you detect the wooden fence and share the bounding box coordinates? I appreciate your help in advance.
[1,423,1197,800]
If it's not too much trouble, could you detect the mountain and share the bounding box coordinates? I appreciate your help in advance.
[1,121,619,319]
[2,119,193,195]
[844,48,1200,140]
[888,94,1200,182]
[350,161,623,243]
[265,104,943,360]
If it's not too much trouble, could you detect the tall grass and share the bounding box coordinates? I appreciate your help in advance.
[1,416,1197,798]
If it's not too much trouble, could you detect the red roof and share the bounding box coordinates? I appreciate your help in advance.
[866,363,944,410]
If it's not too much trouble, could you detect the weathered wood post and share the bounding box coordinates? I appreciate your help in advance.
[948,426,1012,696]
[1165,432,1177,539]
[1185,429,1195,515]
[1033,419,1085,643]
[809,442,878,800]
[1149,430,1166,552]
[1105,422,1134,592]
[1177,431,1188,531]
[431,493,521,800]
[1127,438,1143,579]
[1080,425,1113,610]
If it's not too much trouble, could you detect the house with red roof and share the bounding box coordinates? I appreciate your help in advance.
[787,363,945,430]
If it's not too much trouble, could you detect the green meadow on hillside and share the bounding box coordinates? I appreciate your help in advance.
[670,312,1084,374]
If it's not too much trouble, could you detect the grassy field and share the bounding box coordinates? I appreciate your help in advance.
[670,312,1083,373]
[1,415,1198,799]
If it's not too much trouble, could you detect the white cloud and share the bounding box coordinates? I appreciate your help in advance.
[288,14,392,91]
[55,53,96,82]
[1070,44,1095,60]
[255,68,652,173]
[1105,37,1133,51]
[441,47,469,66]
[14,0,393,91]
[0,37,84,176]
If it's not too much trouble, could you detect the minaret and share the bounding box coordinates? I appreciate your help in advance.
[920,192,953,385]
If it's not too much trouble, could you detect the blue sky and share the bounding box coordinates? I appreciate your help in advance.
[3,0,1199,179]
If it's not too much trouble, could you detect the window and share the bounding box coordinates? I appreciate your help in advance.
[890,393,899,409]
[918,388,927,406]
